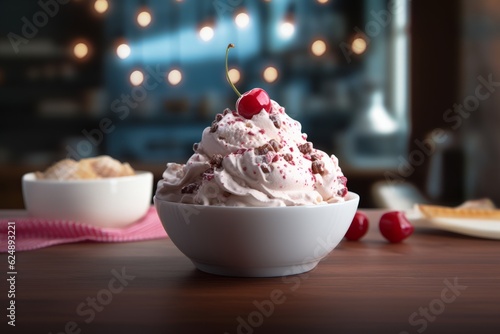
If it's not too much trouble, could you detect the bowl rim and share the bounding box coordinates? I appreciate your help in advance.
[22,170,153,184]
[154,191,359,210]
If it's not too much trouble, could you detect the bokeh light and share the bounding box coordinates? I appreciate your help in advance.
[263,66,278,83]
[352,37,367,55]
[278,21,295,39]
[167,69,183,86]
[116,43,131,59]
[94,0,108,14]
[199,26,214,42]
[137,11,152,27]
[228,68,241,85]
[311,39,327,56]
[130,70,144,86]
[235,12,250,28]
[73,42,89,59]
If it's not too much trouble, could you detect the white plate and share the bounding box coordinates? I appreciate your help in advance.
[405,207,500,240]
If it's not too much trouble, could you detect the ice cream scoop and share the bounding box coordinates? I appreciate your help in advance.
[156,100,347,206]
[155,44,347,207]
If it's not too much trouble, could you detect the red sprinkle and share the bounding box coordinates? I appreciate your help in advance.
[235,148,248,154]
[338,176,348,187]
[338,187,348,197]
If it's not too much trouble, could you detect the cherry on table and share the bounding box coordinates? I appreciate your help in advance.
[345,211,369,241]
[379,211,414,243]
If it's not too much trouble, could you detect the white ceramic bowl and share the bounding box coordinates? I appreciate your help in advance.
[154,192,359,277]
[22,171,153,228]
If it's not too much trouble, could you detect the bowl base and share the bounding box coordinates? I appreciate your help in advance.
[191,260,320,278]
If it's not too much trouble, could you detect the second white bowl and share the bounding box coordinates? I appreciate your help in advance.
[22,171,153,228]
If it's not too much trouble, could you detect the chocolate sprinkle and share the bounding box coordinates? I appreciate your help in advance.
[283,153,293,162]
[269,139,282,152]
[210,121,218,133]
[269,114,281,129]
[181,183,199,194]
[260,164,270,173]
[210,154,223,168]
[215,113,223,122]
[298,142,313,155]
[255,143,274,155]
[311,160,325,175]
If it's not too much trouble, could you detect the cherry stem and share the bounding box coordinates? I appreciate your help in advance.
[225,43,241,97]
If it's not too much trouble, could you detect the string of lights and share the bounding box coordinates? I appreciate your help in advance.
[71,0,366,87]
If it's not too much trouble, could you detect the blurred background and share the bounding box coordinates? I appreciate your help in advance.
[0,0,498,209]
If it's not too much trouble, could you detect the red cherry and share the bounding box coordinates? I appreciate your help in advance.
[379,211,414,243]
[236,88,272,119]
[225,44,272,119]
[345,211,369,241]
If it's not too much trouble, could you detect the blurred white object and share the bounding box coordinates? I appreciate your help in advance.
[372,181,429,210]
[406,202,500,240]
[22,171,153,227]
[363,90,398,135]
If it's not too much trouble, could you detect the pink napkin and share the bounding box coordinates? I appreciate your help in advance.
[0,206,168,252]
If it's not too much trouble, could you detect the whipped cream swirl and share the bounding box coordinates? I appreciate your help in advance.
[156,101,347,206]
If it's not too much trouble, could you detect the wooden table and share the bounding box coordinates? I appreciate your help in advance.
[1,210,499,334]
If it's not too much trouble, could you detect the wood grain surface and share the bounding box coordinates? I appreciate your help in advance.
[1,210,499,334]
